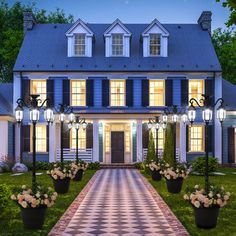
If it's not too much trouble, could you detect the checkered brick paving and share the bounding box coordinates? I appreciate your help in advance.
[49,169,189,236]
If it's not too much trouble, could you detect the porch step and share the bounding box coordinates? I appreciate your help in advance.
[100,164,135,169]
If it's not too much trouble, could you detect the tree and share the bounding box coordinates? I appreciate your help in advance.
[163,123,175,167]
[0,1,74,82]
[216,0,236,26]
[212,28,236,84]
[146,131,156,163]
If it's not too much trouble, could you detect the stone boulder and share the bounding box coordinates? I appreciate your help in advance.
[12,163,28,173]
[0,162,9,173]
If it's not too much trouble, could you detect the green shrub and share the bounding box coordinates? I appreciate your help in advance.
[146,131,156,163]
[0,184,11,211]
[23,161,53,171]
[191,156,218,173]
[87,162,100,170]
[134,162,145,170]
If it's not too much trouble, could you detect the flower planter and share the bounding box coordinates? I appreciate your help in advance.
[52,177,70,194]
[73,169,84,181]
[193,206,220,229]
[166,177,183,193]
[151,169,162,181]
[20,206,47,229]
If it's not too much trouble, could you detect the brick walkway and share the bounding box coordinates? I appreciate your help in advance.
[49,169,189,236]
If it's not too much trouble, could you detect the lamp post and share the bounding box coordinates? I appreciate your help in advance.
[15,95,54,190]
[188,94,226,193]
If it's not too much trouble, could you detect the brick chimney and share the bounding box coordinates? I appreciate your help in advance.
[23,12,36,34]
[198,11,212,34]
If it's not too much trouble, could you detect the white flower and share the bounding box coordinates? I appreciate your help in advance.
[194,201,200,208]
[21,201,28,208]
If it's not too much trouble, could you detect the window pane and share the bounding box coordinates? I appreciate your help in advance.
[71,128,86,149]
[152,128,165,150]
[149,80,165,106]
[189,125,204,152]
[31,80,47,106]
[71,80,86,106]
[149,34,161,55]
[189,80,204,106]
[34,125,47,152]
[112,34,123,56]
[74,34,85,56]
[110,80,125,106]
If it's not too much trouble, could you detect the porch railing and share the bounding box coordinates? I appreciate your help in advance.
[56,148,93,162]
[143,148,180,161]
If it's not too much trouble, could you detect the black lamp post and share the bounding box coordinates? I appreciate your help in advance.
[188,94,226,193]
[15,95,54,191]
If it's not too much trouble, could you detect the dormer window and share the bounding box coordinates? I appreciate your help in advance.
[112,34,124,56]
[149,34,161,56]
[74,34,86,56]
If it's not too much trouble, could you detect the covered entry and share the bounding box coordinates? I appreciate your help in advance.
[111,131,124,163]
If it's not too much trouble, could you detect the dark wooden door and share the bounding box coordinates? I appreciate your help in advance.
[111,131,124,163]
[228,127,235,163]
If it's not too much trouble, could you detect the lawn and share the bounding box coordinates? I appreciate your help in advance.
[0,170,96,236]
[142,168,236,236]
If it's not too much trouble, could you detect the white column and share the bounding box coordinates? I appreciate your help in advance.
[136,119,143,162]
[214,73,223,163]
[93,120,99,162]
[179,121,186,162]
[0,121,8,159]
[15,124,21,162]
[49,123,57,162]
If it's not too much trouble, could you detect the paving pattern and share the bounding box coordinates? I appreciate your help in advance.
[49,169,189,236]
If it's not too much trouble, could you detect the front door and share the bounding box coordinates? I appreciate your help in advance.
[111,131,124,163]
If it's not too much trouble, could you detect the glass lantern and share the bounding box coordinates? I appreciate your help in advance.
[30,108,40,123]
[217,107,226,123]
[15,105,24,123]
[44,108,54,124]
[187,106,196,124]
[202,108,213,123]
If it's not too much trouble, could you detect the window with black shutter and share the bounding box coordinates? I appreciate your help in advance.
[21,79,30,101]
[21,125,30,153]
[165,79,173,106]
[47,80,54,106]
[102,79,109,106]
[86,79,94,107]
[126,79,133,107]
[142,79,149,107]
[228,127,235,163]
[63,79,70,106]
[181,79,188,106]
[86,123,93,148]
[205,79,214,105]
[142,123,149,148]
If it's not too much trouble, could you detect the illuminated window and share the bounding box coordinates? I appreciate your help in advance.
[31,125,47,152]
[112,34,123,56]
[189,125,204,152]
[149,34,161,56]
[149,80,165,106]
[70,129,86,149]
[110,80,125,106]
[152,128,165,150]
[74,34,85,56]
[71,80,86,106]
[189,80,204,106]
[31,80,47,106]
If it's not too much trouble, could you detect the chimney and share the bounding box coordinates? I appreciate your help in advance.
[23,12,36,34]
[198,11,212,34]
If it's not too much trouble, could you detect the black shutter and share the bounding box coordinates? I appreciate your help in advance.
[228,127,235,163]
[21,79,30,101]
[21,125,30,152]
[86,123,93,148]
[142,79,149,107]
[46,125,49,152]
[186,125,189,152]
[126,79,133,107]
[165,79,173,106]
[63,124,70,148]
[205,79,214,105]
[86,79,94,107]
[63,79,70,106]
[142,123,149,148]
[47,80,54,106]
[181,79,189,106]
[102,79,109,106]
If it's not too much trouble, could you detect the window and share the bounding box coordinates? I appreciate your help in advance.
[110,80,125,106]
[31,80,47,106]
[71,80,86,106]
[112,34,123,56]
[149,34,161,56]
[189,125,204,152]
[31,125,47,152]
[152,128,165,150]
[74,34,85,56]
[71,128,86,149]
[189,80,204,106]
[149,80,165,106]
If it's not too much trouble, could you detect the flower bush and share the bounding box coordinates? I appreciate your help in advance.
[70,161,88,178]
[47,162,74,180]
[184,185,230,208]
[160,162,190,180]
[11,185,58,208]
[147,159,165,172]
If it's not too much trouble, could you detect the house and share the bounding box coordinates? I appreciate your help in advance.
[13,11,226,164]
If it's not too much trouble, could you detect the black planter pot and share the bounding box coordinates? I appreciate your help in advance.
[52,177,70,194]
[193,206,220,229]
[151,169,162,181]
[20,206,47,229]
[73,169,84,181]
[166,177,183,193]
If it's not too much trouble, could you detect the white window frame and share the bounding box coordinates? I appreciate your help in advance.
[149,80,165,107]
[70,80,86,107]
[30,80,47,106]
[70,128,86,149]
[74,33,86,56]
[111,33,124,56]
[188,80,205,106]
[149,34,161,56]
[30,125,47,153]
[188,125,205,153]
[110,80,126,107]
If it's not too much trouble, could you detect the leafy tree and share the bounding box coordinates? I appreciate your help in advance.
[216,0,236,26]
[212,28,236,84]
[0,1,74,82]
[163,123,175,167]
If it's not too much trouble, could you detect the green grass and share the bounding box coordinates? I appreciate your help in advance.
[142,168,236,236]
[0,170,96,236]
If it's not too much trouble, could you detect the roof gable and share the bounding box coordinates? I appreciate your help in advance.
[104,19,131,36]
[66,19,94,36]
[142,19,169,37]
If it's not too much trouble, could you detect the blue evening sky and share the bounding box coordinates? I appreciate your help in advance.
[8,0,230,30]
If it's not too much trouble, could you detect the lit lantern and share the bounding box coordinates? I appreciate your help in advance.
[15,104,24,123]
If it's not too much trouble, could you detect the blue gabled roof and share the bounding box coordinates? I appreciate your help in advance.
[0,83,13,116]
[14,23,221,72]
[222,79,236,110]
